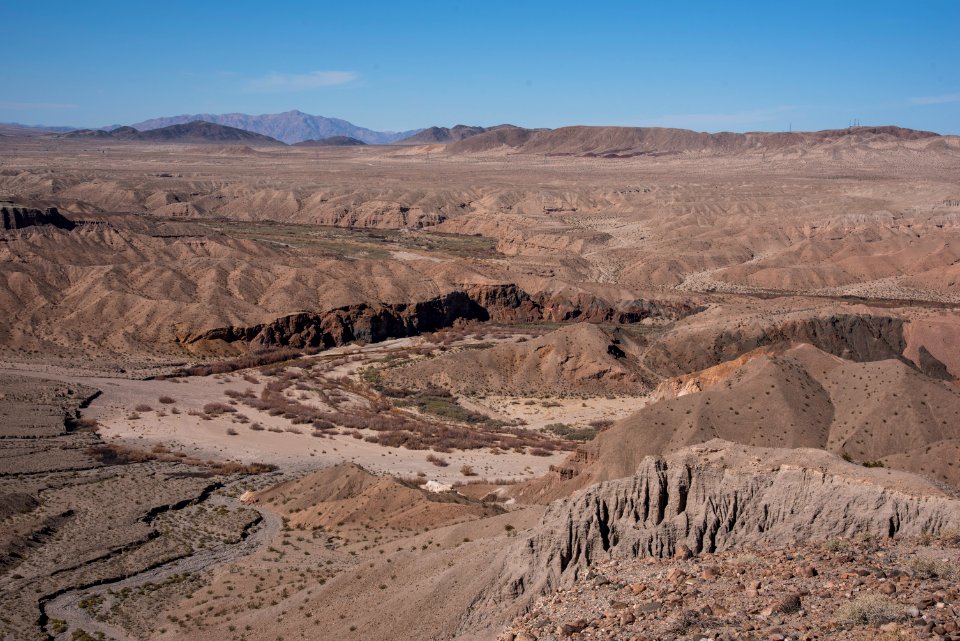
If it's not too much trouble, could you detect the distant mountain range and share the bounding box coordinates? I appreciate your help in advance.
[63,121,284,145]
[122,110,420,145]
[293,136,367,147]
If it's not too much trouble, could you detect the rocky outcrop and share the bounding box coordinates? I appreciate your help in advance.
[183,290,484,349]
[460,443,960,634]
[0,206,75,231]
[643,314,938,377]
[177,284,701,351]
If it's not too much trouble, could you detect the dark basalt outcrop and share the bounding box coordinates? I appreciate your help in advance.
[177,284,702,351]
[0,206,75,231]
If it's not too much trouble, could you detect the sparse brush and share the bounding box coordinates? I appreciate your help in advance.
[908,557,959,580]
[460,464,477,477]
[426,453,449,467]
[823,538,849,552]
[834,594,904,626]
[203,402,237,416]
[936,528,960,547]
[158,395,176,404]
[667,609,701,634]
[176,348,301,377]
[134,404,153,412]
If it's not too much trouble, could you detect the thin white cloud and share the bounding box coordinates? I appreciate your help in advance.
[910,93,960,106]
[246,70,358,92]
[642,106,798,130]
[0,101,78,110]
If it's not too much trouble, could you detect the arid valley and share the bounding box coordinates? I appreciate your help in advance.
[2,117,960,641]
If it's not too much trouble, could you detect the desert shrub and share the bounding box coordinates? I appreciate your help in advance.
[460,465,477,477]
[823,538,849,552]
[67,416,99,432]
[211,461,276,475]
[176,348,301,377]
[426,454,449,467]
[158,395,176,404]
[226,427,238,435]
[939,528,960,546]
[203,402,237,416]
[86,444,156,465]
[134,404,153,412]
[908,557,959,580]
[528,448,553,456]
[834,594,904,626]
[667,609,701,634]
[544,423,600,442]
[248,422,264,431]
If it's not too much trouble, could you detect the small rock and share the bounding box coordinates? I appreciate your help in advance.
[666,567,687,583]
[702,566,719,580]
[800,565,818,578]
[879,582,897,595]
[674,544,693,560]
[636,601,662,613]
[559,620,587,636]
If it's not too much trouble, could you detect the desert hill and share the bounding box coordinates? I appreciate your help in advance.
[446,124,953,157]
[254,463,502,531]
[382,323,648,397]
[444,125,540,153]
[397,124,520,145]
[536,342,960,499]
[63,121,285,145]
[293,135,366,146]
[127,110,420,144]
[398,125,486,144]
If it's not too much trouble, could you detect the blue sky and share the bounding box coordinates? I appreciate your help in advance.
[2,1,958,133]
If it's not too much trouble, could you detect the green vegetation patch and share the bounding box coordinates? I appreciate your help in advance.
[543,422,602,442]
